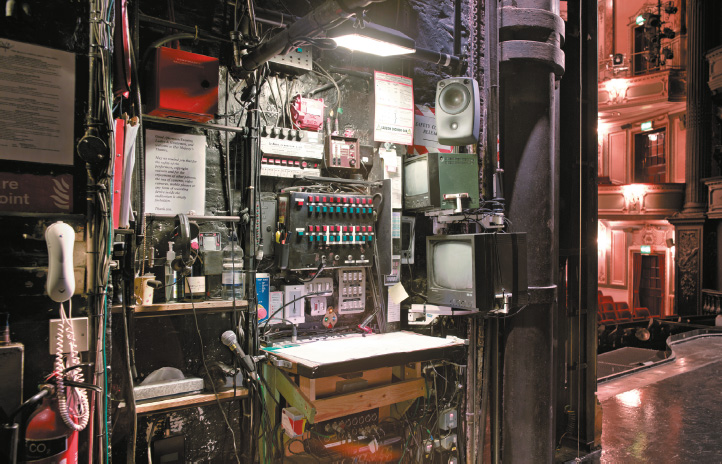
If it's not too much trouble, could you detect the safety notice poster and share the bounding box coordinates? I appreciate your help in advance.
[0,39,75,165]
[144,130,206,215]
[373,71,414,145]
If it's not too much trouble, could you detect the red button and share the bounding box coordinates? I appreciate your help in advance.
[322,226,328,232]
[322,196,327,202]
[315,195,320,202]
[302,161,308,168]
[262,157,268,163]
[294,161,300,166]
[315,226,321,232]
[368,226,373,232]
[336,226,341,232]
[308,225,313,232]
[343,226,348,232]
[296,199,304,206]
[274,159,281,164]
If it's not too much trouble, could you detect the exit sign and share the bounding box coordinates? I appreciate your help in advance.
[640,245,651,254]
[641,121,653,131]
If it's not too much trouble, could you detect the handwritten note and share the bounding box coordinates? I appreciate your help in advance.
[144,130,206,215]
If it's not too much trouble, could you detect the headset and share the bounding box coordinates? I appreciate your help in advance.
[170,213,199,274]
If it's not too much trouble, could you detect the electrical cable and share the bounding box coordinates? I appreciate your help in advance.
[189,296,242,464]
[55,301,91,432]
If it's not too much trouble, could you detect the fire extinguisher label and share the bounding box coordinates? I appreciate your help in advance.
[25,436,68,461]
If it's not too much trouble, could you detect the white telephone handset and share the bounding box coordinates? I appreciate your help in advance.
[45,221,75,302]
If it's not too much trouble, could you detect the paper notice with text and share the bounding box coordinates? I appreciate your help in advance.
[0,39,75,165]
[374,71,414,145]
[144,130,206,215]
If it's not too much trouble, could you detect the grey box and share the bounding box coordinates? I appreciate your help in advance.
[133,377,205,401]
[0,343,23,416]
[202,250,223,275]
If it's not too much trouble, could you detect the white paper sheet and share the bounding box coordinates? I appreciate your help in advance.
[387,299,401,323]
[0,39,75,165]
[374,71,414,145]
[119,122,140,228]
[266,331,462,366]
[144,130,206,215]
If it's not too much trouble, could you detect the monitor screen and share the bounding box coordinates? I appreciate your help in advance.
[404,158,429,196]
[432,241,473,290]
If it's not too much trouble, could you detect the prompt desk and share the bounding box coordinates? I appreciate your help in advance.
[261,331,466,425]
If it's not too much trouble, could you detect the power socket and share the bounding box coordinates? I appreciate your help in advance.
[309,296,327,316]
[49,317,89,354]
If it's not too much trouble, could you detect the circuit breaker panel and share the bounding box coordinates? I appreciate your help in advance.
[276,192,377,271]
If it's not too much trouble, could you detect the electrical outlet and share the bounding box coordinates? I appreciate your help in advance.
[309,296,327,316]
[439,408,458,430]
[49,317,89,354]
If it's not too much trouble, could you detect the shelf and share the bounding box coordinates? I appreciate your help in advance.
[112,299,248,317]
[136,388,249,415]
[142,115,249,134]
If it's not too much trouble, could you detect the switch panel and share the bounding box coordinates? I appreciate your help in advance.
[304,277,333,297]
[260,157,321,178]
[260,126,324,160]
[282,285,306,324]
[337,268,366,314]
[326,135,361,170]
[276,192,377,270]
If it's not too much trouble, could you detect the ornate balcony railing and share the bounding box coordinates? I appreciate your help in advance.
[701,289,722,315]
[598,183,684,219]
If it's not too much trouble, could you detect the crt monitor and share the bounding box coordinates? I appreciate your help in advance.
[403,153,480,212]
[426,233,527,312]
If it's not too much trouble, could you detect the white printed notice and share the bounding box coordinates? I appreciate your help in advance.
[0,39,75,165]
[373,71,414,145]
[144,130,206,215]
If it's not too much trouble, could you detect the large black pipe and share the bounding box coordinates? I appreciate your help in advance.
[498,0,565,462]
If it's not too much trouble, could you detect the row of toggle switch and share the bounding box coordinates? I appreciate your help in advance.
[306,225,373,233]
[306,205,373,214]
[300,195,373,205]
[299,233,374,243]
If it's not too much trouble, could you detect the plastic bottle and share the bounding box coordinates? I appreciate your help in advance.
[165,241,177,302]
[222,234,245,300]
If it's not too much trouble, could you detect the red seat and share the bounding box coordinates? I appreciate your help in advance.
[602,311,617,322]
[634,307,651,318]
[601,302,616,313]
[615,309,632,321]
[600,296,614,305]
[614,302,629,312]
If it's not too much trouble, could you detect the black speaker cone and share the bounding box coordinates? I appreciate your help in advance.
[439,83,470,115]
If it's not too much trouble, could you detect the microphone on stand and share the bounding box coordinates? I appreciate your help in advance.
[220,330,258,380]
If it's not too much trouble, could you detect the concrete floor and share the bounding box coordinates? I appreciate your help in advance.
[598,335,722,463]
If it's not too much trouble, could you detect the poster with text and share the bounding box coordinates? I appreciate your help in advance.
[0,39,75,165]
[144,130,206,215]
[373,71,414,145]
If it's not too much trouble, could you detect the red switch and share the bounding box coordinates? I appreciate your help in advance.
[322,196,327,202]
[308,225,314,232]
[322,225,328,232]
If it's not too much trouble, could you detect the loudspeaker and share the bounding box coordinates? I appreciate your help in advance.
[435,77,480,146]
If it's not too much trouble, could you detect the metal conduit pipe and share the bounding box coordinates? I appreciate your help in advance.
[497,0,565,462]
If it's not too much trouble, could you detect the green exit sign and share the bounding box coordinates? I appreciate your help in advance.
[641,121,653,131]
[641,245,651,254]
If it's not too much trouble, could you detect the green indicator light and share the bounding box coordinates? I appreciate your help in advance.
[296,47,303,53]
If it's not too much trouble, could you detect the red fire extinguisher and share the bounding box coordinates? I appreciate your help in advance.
[23,392,79,464]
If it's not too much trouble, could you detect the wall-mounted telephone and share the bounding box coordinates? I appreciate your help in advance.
[45,221,75,302]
